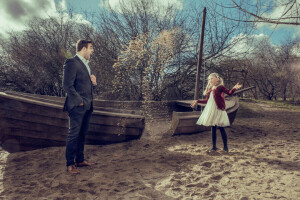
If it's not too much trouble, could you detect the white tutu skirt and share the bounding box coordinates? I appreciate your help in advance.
[196,93,230,127]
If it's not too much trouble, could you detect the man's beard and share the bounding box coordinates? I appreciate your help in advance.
[84,54,90,60]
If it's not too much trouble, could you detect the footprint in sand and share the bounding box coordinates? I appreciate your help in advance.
[210,174,223,181]
[223,171,231,175]
[202,162,212,168]
[240,197,249,200]
[117,181,128,186]
[186,182,209,188]
[204,185,219,196]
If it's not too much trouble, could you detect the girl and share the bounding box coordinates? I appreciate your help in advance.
[191,73,242,152]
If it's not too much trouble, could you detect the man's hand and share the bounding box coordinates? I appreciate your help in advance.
[90,75,97,86]
[79,102,84,106]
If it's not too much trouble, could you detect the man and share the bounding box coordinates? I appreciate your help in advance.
[63,39,97,174]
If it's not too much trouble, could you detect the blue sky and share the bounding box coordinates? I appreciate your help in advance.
[258,25,299,44]
[0,0,299,46]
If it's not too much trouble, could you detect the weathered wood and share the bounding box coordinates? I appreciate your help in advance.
[1,127,141,153]
[173,125,210,135]
[170,96,239,135]
[194,7,207,100]
[230,86,256,96]
[1,130,66,152]
[0,94,144,125]
[0,92,145,152]
[1,126,67,142]
[5,91,144,115]
[169,112,210,135]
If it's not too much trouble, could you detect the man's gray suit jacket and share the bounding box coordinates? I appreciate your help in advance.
[63,55,93,112]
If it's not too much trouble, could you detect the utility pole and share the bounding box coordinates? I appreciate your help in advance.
[194,7,206,100]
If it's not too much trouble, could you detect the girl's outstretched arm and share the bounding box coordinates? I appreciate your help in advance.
[221,83,242,95]
[190,95,209,107]
[190,100,198,107]
[233,83,243,90]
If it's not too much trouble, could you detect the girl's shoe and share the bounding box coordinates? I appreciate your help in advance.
[223,147,229,152]
[210,147,217,151]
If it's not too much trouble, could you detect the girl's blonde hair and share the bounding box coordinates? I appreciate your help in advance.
[203,73,224,96]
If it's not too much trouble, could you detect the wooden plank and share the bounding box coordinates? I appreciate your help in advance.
[231,86,256,95]
[0,127,142,153]
[172,111,201,117]
[0,95,145,126]
[0,116,142,138]
[0,93,145,119]
[0,107,145,130]
[0,96,67,118]
[177,117,199,127]
[88,124,143,136]
[0,109,68,127]
[85,132,140,144]
[5,91,144,115]
[1,131,66,152]
[0,117,67,132]
[0,92,145,152]
[90,114,144,128]
[1,127,67,142]
[173,125,209,135]
[5,91,65,103]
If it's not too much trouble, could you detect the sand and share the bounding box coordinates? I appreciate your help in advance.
[0,101,299,200]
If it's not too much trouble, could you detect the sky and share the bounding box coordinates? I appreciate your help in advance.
[0,0,299,47]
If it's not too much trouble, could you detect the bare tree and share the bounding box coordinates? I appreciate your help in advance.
[239,37,300,100]
[0,14,83,96]
[94,0,253,100]
[273,39,299,100]
[112,29,184,101]
[0,0,255,101]
[289,60,300,104]
[205,0,300,25]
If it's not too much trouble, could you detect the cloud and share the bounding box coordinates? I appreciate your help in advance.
[100,0,183,14]
[0,0,89,38]
[0,0,56,37]
[222,32,300,59]
[3,0,53,19]
[256,0,300,37]
[220,33,278,59]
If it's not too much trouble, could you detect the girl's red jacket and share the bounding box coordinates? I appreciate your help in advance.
[197,85,236,110]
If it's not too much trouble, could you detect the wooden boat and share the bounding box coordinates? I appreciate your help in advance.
[0,92,145,153]
[4,91,144,115]
[169,86,255,135]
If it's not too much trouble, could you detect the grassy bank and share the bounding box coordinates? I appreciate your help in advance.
[240,98,300,111]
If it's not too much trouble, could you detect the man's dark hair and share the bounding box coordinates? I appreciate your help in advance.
[76,39,92,52]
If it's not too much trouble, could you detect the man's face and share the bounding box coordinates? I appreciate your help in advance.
[84,43,94,60]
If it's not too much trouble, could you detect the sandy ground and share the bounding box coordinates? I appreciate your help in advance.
[0,101,299,200]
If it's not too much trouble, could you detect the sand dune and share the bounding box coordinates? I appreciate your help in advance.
[0,102,299,199]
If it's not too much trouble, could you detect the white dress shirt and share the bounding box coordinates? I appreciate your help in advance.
[76,54,91,75]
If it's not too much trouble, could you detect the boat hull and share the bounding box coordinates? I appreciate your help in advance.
[0,93,145,152]
[170,96,239,135]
